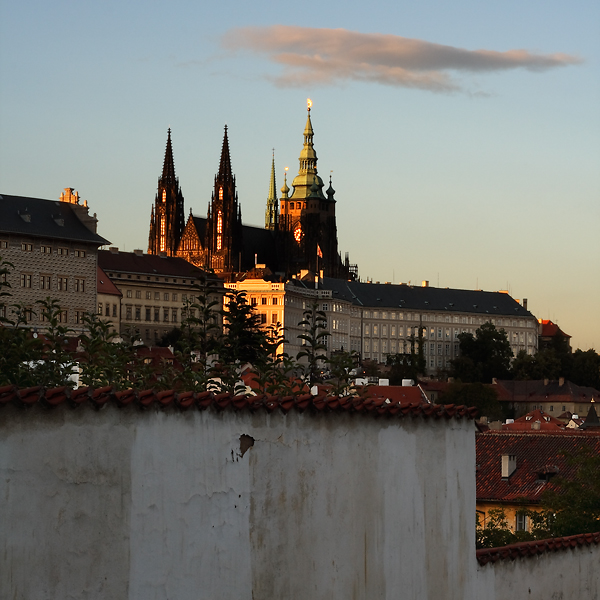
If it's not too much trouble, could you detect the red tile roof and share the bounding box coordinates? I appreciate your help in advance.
[539,319,571,339]
[0,385,478,420]
[476,532,600,565]
[476,431,600,503]
[493,379,600,405]
[502,409,566,431]
[97,266,122,297]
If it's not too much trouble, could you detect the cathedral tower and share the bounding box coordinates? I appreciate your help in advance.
[280,100,345,278]
[148,129,185,256]
[205,125,243,273]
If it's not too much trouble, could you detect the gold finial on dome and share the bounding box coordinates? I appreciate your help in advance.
[307,98,312,111]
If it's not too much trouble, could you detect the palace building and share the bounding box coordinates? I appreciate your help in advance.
[148,103,354,282]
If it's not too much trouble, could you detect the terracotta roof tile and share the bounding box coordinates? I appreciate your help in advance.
[476,531,600,565]
[476,431,600,503]
[0,386,478,422]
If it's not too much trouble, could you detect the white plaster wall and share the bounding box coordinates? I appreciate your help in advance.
[475,546,600,600]
[1,404,478,599]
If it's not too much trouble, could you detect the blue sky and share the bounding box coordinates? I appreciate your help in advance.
[1,0,598,350]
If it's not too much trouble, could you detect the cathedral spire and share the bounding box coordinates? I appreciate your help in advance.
[265,150,279,230]
[162,128,176,184]
[217,125,233,184]
[290,99,324,200]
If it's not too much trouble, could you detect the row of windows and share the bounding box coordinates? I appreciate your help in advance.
[9,307,88,325]
[250,296,280,306]
[120,305,180,323]
[14,241,86,257]
[109,273,191,284]
[359,309,531,328]
[20,274,85,292]
[125,290,184,301]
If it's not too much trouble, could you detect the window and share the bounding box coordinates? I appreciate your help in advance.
[261,297,267,305]
[105,303,110,316]
[74,278,85,293]
[57,277,68,291]
[260,313,267,324]
[373,325,378,336]
[40,245,51,254]
[154,292,160,300]
[164,293,169,301]
[145,308,151,321]
[112,304,117,317]
[272,297,278,305]
[391,325,396,336]
[146,291,152,300]
[172,308,178,323]
[163,309,169,322]
[21,243,33,251]
[57,247,68,255]
[322,303,328,311]
[74,249,86,258]
[135,307,141,321]
[516,513,527,532]
[172,293,177,302]
[20,273,32,288]
[0,241,7,249]
[126,290,132,298]
[271,313,278,324]
[75,311,85,325]
[58,310,68,323]
[154,308,160,322]
[98,303,102,315]
[136,290,141,299]
[126,306,132,320]
[251,297,257,306]
[40,275,51,290]
[182,294,187,301]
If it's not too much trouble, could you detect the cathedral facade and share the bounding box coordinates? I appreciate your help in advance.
[148,105,354,281]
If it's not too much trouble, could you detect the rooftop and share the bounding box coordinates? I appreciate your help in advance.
[0,193,109,245]
[98,249,215,280]
[476,430,600,504]
[322,278,533,317]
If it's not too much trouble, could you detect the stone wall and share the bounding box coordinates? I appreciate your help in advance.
[1,402,477,600]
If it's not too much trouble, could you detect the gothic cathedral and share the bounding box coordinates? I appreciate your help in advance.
[149,104,354,281]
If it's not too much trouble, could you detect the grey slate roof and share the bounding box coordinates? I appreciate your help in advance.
[0,194,109,245]
[98,250,211,279]
[322,277,534,318]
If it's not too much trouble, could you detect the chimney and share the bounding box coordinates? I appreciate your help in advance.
[109,247,119,254]
[532,421,541,430]
[421,280,429,287]
[559,377,565,387]
[523,298,528,310]
[544,378,549,386]
[133,249,144,256]
[501,454,517,478]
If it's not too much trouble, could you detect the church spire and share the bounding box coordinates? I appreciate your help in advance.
[217,125,233,184]
[289,99,324,201]
[162,128,176,184]
[265,151,279,230]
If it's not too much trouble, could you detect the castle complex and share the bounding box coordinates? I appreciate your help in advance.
[148,103,354,281]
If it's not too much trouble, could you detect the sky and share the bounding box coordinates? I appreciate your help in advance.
[1,0,599,350]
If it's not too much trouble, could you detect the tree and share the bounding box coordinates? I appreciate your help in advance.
[531,446,600,538]
[386,327,427,384]
[570,349,600,389]
[326,350,358,397]
[450,322,512,383]
[296,303,330,386]
[441,382,505,421]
